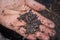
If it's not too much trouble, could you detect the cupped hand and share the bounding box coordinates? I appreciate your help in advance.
[0,0,55,40]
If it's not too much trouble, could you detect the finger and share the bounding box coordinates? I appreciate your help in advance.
[26,0,45,11]
[26,34,36,40]
[39,25,56,36]
[32,10,55,28]
[35,32,49,40]
[17,27,27,37]
[38,14,55,28]
[1,8,28,15]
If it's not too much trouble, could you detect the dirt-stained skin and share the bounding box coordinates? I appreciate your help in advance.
[0,0,56,40]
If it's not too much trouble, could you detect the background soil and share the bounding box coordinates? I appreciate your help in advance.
[0,0,60,40]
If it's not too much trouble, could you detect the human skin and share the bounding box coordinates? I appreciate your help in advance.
[0,0,55,40]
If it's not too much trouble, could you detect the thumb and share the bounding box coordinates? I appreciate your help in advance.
[26,0,46,11]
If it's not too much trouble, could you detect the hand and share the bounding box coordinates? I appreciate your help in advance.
[0,0,55,40]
